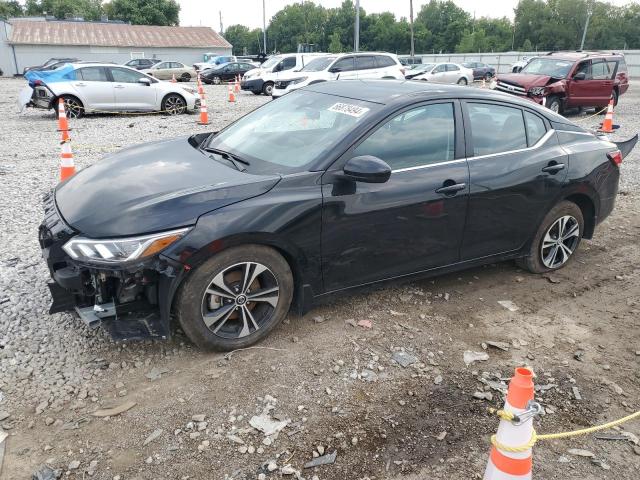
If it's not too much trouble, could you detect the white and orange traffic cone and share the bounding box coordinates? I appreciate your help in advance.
[228,84,236,103]
[57,99,76,181]
[482,78,486,89]
[484,367,539,480]
[234,75,240,93]
[599,95,615,133]
[196,74,209,125]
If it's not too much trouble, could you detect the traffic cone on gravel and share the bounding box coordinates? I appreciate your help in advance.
[57,99,76,182]
[196,74,210,125]
[171,73,177,83]
[484,367,536,480]
[234,75,240,93]
[228,84,236,103]
[599,95,615,133]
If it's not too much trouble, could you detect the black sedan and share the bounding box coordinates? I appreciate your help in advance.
[124,58,161,70]
[23,57,79,74]
[39,81,635,351]
[462,62,496,80]
[201,62,257,85]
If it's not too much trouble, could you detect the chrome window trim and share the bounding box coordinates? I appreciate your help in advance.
[467,129,556,161]
[391,158,467,174]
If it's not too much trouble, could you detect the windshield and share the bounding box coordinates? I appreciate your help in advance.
[414,63,435,72]
[205,90,380,174]
[521,58,573,77]
[261,56,282,69]
[301,56,337,72]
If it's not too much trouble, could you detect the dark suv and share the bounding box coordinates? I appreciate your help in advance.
[124,58,161,70]
[493,51,629,114]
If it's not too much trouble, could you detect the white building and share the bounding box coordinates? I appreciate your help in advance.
[0,17,232,76]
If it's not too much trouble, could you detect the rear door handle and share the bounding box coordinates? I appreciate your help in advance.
[75,82,86,87]
[542,163,565,174]
[114,85,125,89]
[435,181,467,195]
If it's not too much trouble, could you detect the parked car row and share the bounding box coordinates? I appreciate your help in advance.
[20,62,200,118]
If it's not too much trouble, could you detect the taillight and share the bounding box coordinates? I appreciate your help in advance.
[34,79,42,86]
[400,67,406,75]
[607,149,623,166]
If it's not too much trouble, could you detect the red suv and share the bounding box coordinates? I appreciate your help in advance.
[493,51,629,114]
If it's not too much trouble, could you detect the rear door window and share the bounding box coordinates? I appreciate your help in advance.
[447,64,460,71]
[375,55,396,68]
[355,56,377,70]
[78,67,108,82]
[467,103,527,156]
[433,64,447,73]
[524,111,547,146]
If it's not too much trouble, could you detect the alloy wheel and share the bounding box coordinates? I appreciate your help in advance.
[63,97,83,118]
[201,262,280,339]
[540,215,580,269]
[165,95,186,115]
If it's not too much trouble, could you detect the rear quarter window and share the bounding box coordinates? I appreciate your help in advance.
[375,55,397,68]
[524,111,547,146]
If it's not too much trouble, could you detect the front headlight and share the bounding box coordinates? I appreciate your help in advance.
[290,77,308,85]
[63,228,190,264]
[529,86,546,96]
[181,86,196,95]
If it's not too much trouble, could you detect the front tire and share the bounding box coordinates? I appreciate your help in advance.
[262,81,274,96]
[176,245,294,351]
[546,95,563,114]
[518,201,584,274]
[212,76,221,85]
[457,77,468,85]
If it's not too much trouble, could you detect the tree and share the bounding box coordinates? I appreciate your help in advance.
[521,38,533,51]
[23,0,102,20]
[328,31,343,52]
[0,0,23,17]
[103,0,180,26]
[416,0,472,53]
[224,24,264,55]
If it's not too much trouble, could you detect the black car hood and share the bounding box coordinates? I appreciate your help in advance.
[55,137,280,238]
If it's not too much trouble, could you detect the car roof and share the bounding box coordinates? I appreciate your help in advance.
[545,51,624,61]
[305,79,563,119]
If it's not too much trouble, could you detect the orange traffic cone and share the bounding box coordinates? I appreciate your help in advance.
[57,99,76,181]
[484,367,538,480]
[196,75,210,125]
[234,75,240,93]
[171,74,177,83]
[482,78,486,89]
[228,84,236,103]
[599,95,615,133]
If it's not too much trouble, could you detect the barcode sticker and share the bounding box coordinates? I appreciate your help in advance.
[328,102,369,118]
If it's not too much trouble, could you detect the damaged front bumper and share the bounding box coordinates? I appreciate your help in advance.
[39,192,187,341]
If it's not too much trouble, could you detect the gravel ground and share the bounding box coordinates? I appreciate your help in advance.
[0,77,639,480]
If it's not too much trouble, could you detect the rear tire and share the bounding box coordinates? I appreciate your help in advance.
[484,72,492,81]
[176,245,294,351]
[180,73,191,82]
[59,95,84,119]
[161,93,187,115]
[517,201,584,274]
[212,76,221,85]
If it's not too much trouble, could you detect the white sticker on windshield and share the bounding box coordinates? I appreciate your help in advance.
[328,102,369,118]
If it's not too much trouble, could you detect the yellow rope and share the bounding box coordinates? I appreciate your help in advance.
[572,106,607,122]
[490,409,640,453]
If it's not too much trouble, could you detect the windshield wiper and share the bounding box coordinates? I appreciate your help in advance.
[202,146,250,171]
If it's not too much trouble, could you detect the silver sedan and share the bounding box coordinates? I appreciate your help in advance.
[411,62,474,85]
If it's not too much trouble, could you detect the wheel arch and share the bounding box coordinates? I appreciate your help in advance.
[563,192,597,239]
[161,91,187,108]
[168,233,313,320]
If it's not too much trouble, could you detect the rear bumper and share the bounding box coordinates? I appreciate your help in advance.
[39,192,187,341]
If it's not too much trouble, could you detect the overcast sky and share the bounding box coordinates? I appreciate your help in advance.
[179,0,633,30]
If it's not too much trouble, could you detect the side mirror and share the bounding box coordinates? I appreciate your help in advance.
[343,155,391,183]
[138,77,151,85]
[329,67,341,73]
[573,72,586,81]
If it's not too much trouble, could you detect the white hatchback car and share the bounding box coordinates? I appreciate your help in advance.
[271,52,405,98]
[411,62,474,85]
[23,63,200,118]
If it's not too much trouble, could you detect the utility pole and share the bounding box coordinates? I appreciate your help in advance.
[354,0,360,52]
[580,8,592,51]
[409,0,415,58]
[219,11,223,35]
[263,0,267,55]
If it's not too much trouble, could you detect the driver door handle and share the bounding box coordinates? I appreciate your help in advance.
[542,163,565,174]
[435,182,466,195]
[114,85,125,89]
